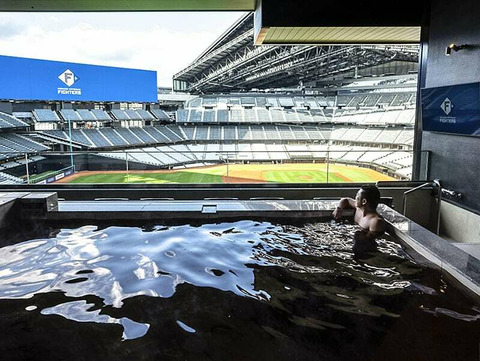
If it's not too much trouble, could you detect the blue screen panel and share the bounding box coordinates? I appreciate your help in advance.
[421,82,480,137]
[0,55,157,103]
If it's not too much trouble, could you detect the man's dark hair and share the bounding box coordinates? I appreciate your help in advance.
[359,185,381,208]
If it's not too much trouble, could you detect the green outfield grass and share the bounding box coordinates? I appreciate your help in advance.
[63,163,394,184]
[67,171,224,184]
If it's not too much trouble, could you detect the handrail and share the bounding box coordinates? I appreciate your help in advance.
[441,188,462,199]
[402,180,441,235]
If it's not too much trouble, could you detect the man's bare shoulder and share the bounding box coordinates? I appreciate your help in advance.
[369,215,386,233]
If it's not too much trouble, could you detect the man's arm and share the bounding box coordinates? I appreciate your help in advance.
[332,197,356,220]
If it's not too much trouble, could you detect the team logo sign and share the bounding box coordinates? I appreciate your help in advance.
[440,97,453,115]
[58,69,79,87]
[438,97,456,124]
[57,69,82,95]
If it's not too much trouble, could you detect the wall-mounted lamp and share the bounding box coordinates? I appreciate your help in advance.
[445,43,469,56]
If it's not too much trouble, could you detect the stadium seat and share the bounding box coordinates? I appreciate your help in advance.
[0,112,29,128]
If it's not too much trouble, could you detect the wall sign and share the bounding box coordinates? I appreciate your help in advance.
[421,82,480,136]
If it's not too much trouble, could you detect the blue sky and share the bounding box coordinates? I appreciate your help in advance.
[0,12,246,86]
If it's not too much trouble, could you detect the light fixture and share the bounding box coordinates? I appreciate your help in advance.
[445,43,469,56]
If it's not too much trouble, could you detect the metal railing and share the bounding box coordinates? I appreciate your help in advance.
[402,179,463,236]
[403,180,441,235]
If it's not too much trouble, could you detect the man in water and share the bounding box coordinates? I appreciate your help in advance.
[332,185,387,255]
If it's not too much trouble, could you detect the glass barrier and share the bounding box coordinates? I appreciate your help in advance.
[0,149,430,185]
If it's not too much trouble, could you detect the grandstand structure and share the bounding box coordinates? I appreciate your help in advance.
[0,114,49,184]
[0,85,415,182]
[28,108,172,130]
[173,13,419,93]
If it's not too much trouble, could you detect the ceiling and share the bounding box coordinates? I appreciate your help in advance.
[254,0,425,45]
[256,26,421,45]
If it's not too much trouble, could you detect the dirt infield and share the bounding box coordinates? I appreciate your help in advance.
[330,172,352,182]
[222,169,268,183]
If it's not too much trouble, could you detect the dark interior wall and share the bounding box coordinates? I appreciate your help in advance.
[258,0,425,27]
[422,0,480,213]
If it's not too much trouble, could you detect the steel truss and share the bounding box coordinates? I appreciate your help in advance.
[173,14,419,93]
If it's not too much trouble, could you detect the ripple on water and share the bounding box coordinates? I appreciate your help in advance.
[0,220,473,342]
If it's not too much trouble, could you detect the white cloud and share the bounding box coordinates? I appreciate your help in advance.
[0,12,245,87]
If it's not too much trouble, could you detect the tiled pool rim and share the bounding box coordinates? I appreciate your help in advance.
[378,204,480,298]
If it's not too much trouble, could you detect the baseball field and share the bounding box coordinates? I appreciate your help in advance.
[56,163,394,184]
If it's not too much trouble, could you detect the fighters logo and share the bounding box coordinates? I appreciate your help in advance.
[440,97,453,115]
[58,69,79,87]
[57,69,81,95]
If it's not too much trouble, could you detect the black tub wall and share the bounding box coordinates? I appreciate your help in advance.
[421,0,480,213]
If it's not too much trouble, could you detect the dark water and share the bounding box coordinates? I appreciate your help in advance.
[0,220,478,361]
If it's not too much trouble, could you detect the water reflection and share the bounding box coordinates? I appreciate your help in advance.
[41,300,150,340]
[0,220,475,343]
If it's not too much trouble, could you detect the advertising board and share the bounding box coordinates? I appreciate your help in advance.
[0,55,157,102]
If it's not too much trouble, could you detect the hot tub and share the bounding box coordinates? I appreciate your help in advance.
[0,210,478,361]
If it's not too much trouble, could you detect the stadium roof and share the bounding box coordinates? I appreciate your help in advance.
[174,13,419,93]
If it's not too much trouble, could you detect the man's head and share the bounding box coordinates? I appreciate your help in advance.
[355,185,381,209]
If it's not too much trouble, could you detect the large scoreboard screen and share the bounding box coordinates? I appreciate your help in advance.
[0,55,157,103]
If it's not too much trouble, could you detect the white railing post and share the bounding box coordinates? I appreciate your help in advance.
[25,153,30,184]
[125,152,129,183]
[226,155,229,183]
[326,151,330,184]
